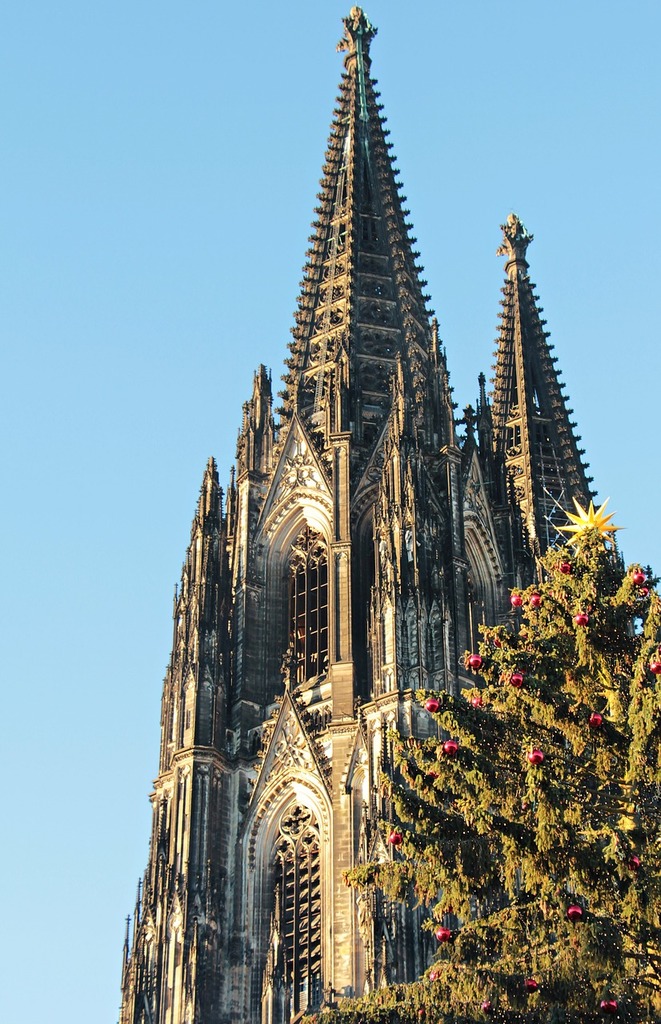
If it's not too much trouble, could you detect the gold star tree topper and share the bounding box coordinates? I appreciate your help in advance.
[558,498,622,542]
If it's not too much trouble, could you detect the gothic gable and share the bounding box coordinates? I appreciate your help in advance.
[259,415,333,537]
[250,689,331,812]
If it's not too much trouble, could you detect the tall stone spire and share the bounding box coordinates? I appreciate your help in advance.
[280,6,447,473]
[491,214,593,556]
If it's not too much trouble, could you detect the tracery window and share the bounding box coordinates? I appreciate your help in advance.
[289,528,328,684]
[273,805,323,1014]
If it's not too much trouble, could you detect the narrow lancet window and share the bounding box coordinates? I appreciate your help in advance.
[289,527,328,684]
[268,805,323,1017]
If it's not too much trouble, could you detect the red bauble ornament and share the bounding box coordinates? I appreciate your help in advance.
[442,739,459,757]
[628,854,641,871]
[435,925,452,943]
[632,570,647,585]
[429,969,439,981]
[510,671,524,688]
[600,999,618,1015]
[468,653,483,671]
[387,830,403,847]
[418,1010,425,1018]
[529,593,542,608]
[649,660,661,676]
[589,712,604,729]
[560,561,572,574]
[527,748,544,766]
[510,593,523,608]
[493,636,502,648]
[425,696,440,712]
[524,978,539,993]
[567,904,584,922]
[481,1001,493,1014]
[574,612,589,626]
[471,693,484,708]
[639,587,650,598]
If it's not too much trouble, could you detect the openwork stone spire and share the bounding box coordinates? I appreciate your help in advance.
[281,6,449,478]
[491,214,593,557]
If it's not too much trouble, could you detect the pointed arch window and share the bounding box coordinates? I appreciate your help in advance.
[272,805,323,1015]
[289,528,328,684]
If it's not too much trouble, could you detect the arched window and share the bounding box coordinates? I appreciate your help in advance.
[289,528,328,684]
[272,805,323,1015]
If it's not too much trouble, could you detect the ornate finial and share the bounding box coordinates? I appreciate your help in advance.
[337,7,377,66]
[497,213,533,275]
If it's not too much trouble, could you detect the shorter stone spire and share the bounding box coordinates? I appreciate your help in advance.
[491,214,592,557]
[497,213,533,278]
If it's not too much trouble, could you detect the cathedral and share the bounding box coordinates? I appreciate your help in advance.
[119,8,594,1024]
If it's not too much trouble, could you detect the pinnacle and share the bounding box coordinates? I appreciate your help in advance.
[202,456,219,490]
[478,372,488,406]
[196,457,220,523]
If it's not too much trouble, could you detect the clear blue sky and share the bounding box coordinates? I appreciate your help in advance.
[1,2,659,1021]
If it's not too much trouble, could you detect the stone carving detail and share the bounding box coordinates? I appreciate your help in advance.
[279,803,313,838]
[273,710,314,772]
[276,438,324,502]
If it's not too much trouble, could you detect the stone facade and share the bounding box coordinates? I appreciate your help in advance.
[119,8,593,1024]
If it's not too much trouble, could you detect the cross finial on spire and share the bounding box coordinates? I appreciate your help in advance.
[497,213,533,277]
[338,7,377,66]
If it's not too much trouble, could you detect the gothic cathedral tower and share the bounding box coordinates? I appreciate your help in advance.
[119,9,593,1024]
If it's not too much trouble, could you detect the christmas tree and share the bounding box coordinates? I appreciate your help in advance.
[305,513,661,1023]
